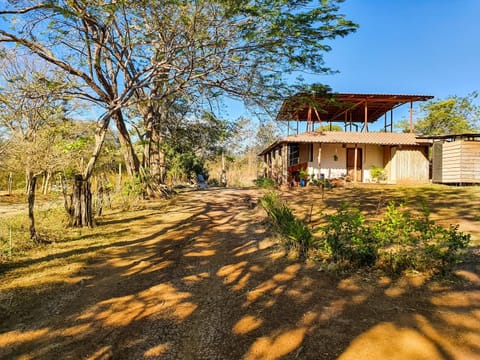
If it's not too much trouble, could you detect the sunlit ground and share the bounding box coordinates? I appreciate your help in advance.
[0,186,479,359]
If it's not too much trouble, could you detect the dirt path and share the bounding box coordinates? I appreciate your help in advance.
[0,188,479,359]
[0,193,63,218]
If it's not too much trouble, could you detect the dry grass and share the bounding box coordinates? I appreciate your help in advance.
[0,197,169,313]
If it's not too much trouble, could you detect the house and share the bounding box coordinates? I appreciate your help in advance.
[259,93,435,185]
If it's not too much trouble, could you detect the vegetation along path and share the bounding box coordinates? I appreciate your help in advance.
[1,188,479,359]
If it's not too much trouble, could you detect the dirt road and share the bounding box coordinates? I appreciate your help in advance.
[0,188,479,359]
[0,193,62,218]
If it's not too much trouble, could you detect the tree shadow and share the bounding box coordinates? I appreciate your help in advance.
[0,188,479,359]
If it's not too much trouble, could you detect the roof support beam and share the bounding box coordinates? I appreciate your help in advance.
[409,101,414,133]
[364,101,369,132]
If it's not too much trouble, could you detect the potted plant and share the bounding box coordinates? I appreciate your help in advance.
[370,166,386,183]
[298,168,309,187]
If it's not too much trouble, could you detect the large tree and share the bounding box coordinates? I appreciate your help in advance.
[0,1,158,225]
[131,0,357,181]
[0,0,357,225]
[0,49,72,238]
[399,92,480,135]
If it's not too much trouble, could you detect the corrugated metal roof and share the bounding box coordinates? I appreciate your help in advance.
[259,131,432,155]
[276,93,434,123]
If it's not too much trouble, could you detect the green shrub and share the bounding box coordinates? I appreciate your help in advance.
[321,203,378,266]
[253,177,277,189]
[260,196,471,274]
[373,201,470,274]
[317,201,471,274]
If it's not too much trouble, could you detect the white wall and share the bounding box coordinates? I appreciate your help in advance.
[362,144,384,182]
[304,143,384,181]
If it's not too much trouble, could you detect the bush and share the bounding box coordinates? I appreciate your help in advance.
[321,203,378,266]
[260,192,315,259]
[373,201,470,274]
[207,178,221,187]
[253,177,277,189]
[317,201,470,274]
[259,195,471,274]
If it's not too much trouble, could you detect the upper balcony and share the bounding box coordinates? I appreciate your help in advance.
[276,93,434,134]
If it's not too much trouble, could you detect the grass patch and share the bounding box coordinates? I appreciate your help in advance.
[260,192,315,260]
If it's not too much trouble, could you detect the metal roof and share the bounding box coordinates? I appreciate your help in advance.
[417,133,480,141]
[276,93,434,124]
[259,131,432,155]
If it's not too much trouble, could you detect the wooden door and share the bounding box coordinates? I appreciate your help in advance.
[346,148,362,182]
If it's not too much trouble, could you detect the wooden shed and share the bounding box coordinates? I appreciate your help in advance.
[430,134,480,184]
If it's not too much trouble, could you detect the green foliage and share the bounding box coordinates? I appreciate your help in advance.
[398,92,480,135]
[165,111,232,184]
[370,166,386,183]
[253,177,277,189]
[298,168,309,180]
[374,202,470,274]
[318,201,470,274]
[321,203,378,266]
[315,124,344,132]
[123,175,145,197]
[260,192,315,259]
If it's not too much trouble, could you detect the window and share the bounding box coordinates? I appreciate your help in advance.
[308,143,314,162]
[288,143,299,166]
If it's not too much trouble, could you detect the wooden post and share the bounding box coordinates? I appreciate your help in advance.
[221,150,226,187]
[354,145,358,183]
[364,100,369,132]
[313,107,323,131]
[8,172,12,196]
[409,101,414,133]
[390,109,393,132]
[307,105,312,132]
[116,163,122,193]
[27,173,38,241]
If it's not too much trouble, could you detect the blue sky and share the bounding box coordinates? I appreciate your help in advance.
[321,0,480,97]
[229,0,480,130]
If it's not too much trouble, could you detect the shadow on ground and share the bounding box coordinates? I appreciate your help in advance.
[0,187,479,359]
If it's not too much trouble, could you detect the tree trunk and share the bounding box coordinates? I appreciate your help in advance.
[70,174,93,228]
[112,110,140,178]
[141,107,156,198]
[68,114,110,227]
[151,125,166,184]
[141,103,166,185]
[25,170,31,194]
[27,172,38,241]
[42,171,51,195]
